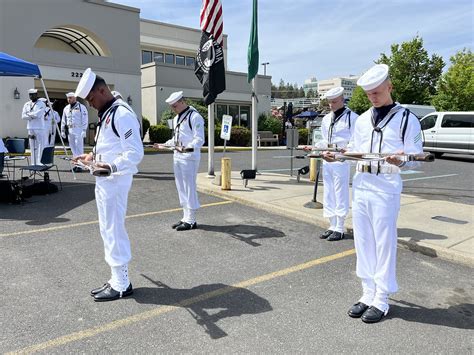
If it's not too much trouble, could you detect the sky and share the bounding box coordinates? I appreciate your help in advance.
[114,0,473,87]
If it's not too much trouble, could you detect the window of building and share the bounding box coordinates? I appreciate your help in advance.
[176,55,185,65]
[239,106,251,127]
[154,52,164,63]
[165,53,175,64]
[142,50,152,64]
[186,56,195,67]
[229,105,239,124]
[216,104,228,122]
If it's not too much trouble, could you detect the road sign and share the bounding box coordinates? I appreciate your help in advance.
[220,114,233,140]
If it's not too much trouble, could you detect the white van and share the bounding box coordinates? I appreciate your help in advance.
[420,112,474,157]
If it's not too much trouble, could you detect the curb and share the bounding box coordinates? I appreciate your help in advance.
[197,183,474,268]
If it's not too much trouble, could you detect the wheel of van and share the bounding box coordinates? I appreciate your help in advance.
[434,152,444,158]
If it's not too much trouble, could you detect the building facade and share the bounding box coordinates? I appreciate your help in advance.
[0,0,141,139]
[0,0,271,139]
[317,76,359,101]
[303,77,318,97]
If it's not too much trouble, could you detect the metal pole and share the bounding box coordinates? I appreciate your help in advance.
[251,77,258,171]
[207,103,215,176]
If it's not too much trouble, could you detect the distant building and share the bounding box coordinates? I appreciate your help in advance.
[303,77,318,97]
[270,97,319,110]
[318,76,359,101]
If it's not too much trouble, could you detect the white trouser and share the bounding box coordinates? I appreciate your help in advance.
[322,161,350,218]
[48,124,56,146]
[28,129,46,165]
[173,158,200,210]
[352,187,400,312]
[95,174,133,267]
[68,130,84,157]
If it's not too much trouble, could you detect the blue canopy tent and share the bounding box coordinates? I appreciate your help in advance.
[0,52,74,175]
[294,110,319,119]
[0,52,41,77]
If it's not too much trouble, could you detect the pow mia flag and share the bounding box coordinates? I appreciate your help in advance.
[194,31,226,106]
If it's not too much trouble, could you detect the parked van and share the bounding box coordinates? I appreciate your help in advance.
[420,112,474,157]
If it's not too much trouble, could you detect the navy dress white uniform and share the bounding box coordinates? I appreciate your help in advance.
[39,98,60,146]
[75,68,144,299]
[165,91,205,230]
[319,87,358,240]
[61,92,88,157]
[21,89,46,165]
[348,64,423,321]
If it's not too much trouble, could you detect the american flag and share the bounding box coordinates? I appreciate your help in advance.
[200,0,223,45]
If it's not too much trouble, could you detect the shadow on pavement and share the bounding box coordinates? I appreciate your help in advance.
[134,173,175,181]
[388,299,474,330]
[0,181,95,225]
[198,224,286,246]
[134,275,273,339]
[398,228,448,242]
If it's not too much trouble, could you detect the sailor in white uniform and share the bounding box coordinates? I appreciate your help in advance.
[73,68,144,302]
[21,89,46,165]
[319,87,358,241]
[39,98,60,146]
[161,91,205,231]
[346,64,423,323]
[61,92,88,161]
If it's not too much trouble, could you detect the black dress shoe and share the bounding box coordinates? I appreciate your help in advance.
[319,229,334,239]
[327,231,344,241]
[361,306,386,323]
[176,222,197,231]
[94,283,133,302]
[90,283,110,296]
[348,302,369,318]
[172,220,184,229]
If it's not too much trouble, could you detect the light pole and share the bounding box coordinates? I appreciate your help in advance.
[261,62,270,76]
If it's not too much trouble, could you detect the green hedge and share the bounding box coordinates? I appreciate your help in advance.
[142,116,151,139]
[149,124,172,143]
[212,125,251,146]
[258,113,282,135]
[298,128,309,144]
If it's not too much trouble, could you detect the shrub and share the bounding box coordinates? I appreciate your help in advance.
[258,113,282,135]
[298,128,309,144]
[149,124,172,143]
[160,109,175,125]
[141,116,151,139]
[229,126,251,146]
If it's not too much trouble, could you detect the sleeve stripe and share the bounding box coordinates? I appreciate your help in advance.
[124,129,133,139]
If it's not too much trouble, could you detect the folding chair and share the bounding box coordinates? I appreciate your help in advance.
[4,138,29,179]
[20,146,62,190]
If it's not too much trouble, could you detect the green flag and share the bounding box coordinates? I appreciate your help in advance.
[247,0,259,83]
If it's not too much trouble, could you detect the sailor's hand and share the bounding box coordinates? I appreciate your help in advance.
[153,143,164,149]
[302,145,312,152]
[61,132,66,139]
[73,152,93,163]
[94,162,111,171]
[321,151,337,162]
[386,150,403,166]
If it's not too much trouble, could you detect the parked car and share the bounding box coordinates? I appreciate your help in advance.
[420,112,474,157]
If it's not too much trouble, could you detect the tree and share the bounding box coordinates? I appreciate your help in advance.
[306,88,315,98]
[377,36,444,105]
[318,98,330,113]
[432,49,474,111]
[348,86,371,114]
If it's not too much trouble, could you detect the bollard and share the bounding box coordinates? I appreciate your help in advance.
[309,157,317,181]
[221,157,231,190]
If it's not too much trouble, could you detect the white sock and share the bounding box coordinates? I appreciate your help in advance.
[109,264,130,292]
[329,216,337,231]
[372,292,390,314]
[183,207,189,223]
[359,279,376,305]
[335,216,345,233]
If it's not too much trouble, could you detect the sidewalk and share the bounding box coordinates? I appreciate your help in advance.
[197,171,474,267]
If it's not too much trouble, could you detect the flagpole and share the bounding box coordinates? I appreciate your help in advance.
[207,103,215,176]
[251,76,258,171]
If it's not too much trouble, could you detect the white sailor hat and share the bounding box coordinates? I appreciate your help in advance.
[65,92,75,98]
[38,98,47,102]
[74,68,96,99]
[325,87,344,100]
[165,91,183,105]
[111,90,123,99]
[357,64,389,91]
[28,88,38,94]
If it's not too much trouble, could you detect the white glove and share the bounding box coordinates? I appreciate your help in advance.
[81,131,86,139]
[61,132,66,139]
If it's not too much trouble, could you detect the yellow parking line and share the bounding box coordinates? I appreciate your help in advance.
[8,249,355,354]
[0,201,233,238]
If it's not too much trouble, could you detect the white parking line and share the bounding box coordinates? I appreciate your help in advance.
[402,173,458,182]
